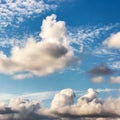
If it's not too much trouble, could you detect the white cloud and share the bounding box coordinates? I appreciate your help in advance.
[69,24,119,53]
[0,14,78,79]
[0,88,120,119]
[0,0,57,28]
[96,88,118,93]
[0,91,59,102]
[92,76,104,83]
[21,91,59,102]
[110,76,120,84]
[103,32,120,49]
[0,88,119,102]
[8,97,41,112]
[49,88,120,119]
[51,88,75,110]
[108,61,120,69]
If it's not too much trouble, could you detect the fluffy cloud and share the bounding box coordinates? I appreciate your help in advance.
[51,88,75,110]
[103,32,120,49]
[0,97,41,120]
[0,88,120,120]
[0,14,78,79]
[110,76,120,84]
[51,88,120,120]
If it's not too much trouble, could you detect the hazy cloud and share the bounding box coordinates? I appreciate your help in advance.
[91,76,104,83]
[110,76,120,84]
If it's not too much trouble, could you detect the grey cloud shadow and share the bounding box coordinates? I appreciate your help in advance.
[88,64,114,76]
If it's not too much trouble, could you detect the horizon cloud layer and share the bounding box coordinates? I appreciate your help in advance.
[0,88,120,120]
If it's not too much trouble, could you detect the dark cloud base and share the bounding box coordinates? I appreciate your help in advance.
[88,64,114,76]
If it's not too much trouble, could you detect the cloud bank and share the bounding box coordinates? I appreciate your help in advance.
[0,14,78,79]
[0,88,120,120]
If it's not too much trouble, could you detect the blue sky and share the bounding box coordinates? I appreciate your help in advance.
[0,0,120,119]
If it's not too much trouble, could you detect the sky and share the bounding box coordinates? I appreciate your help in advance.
[0,0,120,120]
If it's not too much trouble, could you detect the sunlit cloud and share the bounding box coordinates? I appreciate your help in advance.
[0,14,78,79]
[0,88,120,120]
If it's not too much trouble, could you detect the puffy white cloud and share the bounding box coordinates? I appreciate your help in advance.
[0,14,78,79]
[50,88,120,119]
[51,88,75,110]
[0,97,41,120]
[78,88,97,103]
[110,76,120,84]
[8,97,40,112]
[0,88,120,119]
[92,76,104,83]
[103,32,120,49]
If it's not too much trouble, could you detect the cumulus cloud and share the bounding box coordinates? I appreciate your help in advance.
[110,76,120,84]
[92,76,104,83]
[0,88,120,119]
[51,88,75,110]
[0,14,78,79]
[103,32,120,49]
[88,64,113,76]
[52,88,120,120]
[0,97,41,120]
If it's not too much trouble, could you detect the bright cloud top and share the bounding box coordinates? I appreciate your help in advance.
[51,88,75,110]
[0,88,120,120]
[0,14,77,79]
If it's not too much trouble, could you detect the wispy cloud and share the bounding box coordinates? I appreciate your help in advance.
[0,88,119,101]
[103,32,120,49]
[0,91,58,102]
[108,61,120,70]
[68,23,120,53]
[13,73,33,80]
[0,0,64,49]
[91,76,104,83]
[0,0,57,28]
